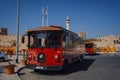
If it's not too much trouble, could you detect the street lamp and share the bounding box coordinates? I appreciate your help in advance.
[16,0,20,63]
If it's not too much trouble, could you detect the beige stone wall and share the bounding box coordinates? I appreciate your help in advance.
[93,35,120,52]
[0,35,27,51]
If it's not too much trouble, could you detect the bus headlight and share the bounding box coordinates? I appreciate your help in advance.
[39,54,44,58]
[54,55,59,59]
[54,55,60,62]
[38,53,46,62]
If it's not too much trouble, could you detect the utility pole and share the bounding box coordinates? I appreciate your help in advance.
[42,7,44,26]
[16,0,20,63]
[46,6,48,26]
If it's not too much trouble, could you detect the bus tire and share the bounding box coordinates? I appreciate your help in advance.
[34,67,38,72]
[62,59,68,71]
[79,55,83,62]
[34,69,38,72]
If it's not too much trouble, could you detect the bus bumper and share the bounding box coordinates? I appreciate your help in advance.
[27,64,62,71]
[35,66,62,70]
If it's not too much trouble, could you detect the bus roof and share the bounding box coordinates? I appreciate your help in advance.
[26,25,79,37]
[85,42,93,44]
[25,25,84,41]
[26,26,62,32]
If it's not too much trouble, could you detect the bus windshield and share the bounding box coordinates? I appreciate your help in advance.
[28,32,47,48]
[28,31,60,48]
[85,43,93,48]
[48,31,60,48]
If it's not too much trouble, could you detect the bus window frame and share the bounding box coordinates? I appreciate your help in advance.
[28,32,37,48]
[28,31,47,48]
[37,32,47,48]
[48,31,61,48]
[28,31,62,48]
[85,43,93,48]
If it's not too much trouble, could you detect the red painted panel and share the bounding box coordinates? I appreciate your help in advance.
[27,48,63,66]
[86,48,94,54]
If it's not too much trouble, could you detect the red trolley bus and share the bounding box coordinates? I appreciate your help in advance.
[85,42,96,54]
[22,25,85,71]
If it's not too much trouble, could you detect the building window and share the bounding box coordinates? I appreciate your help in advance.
[114,40,118,44]
[114,40,116,43]
[117,40,119,43]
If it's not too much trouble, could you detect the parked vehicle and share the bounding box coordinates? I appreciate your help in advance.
[85,42,96,54]
[0,52,8,62]
[22,25,85,71]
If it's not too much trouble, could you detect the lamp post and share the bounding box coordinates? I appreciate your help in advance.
[16,0,20,63]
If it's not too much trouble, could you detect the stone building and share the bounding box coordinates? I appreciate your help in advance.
[78,32,86,40]
[0,34,28,51]
[0,28,8,35]
[93,35,120,52]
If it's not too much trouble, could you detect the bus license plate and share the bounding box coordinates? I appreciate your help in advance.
[36,66,44,69]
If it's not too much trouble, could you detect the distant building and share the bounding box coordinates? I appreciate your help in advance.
[94,35,120,47]
[78,32,86,40]
[0,27,27,51]
[0,34,28,51]
[0,28,8,35]
[91,35,120,52]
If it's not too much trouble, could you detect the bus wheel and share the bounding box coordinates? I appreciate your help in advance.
[79,55,83,62]
[62,59,68,71]
[34,69,38,72]
[34,67,39,72]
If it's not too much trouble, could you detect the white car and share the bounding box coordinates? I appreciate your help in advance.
[0,52,8,62]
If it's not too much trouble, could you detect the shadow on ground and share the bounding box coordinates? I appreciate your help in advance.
[18,58,95,76]
[85,53,100,56]
[66,58,95,74]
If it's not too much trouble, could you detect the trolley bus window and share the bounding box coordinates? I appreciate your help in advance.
[85,43,93,48]
[48,32,60,48]
[37,33,46,47]
[28,33,37,48]
[28,32,47,48]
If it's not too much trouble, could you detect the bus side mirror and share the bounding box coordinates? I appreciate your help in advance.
[22,36,25,43]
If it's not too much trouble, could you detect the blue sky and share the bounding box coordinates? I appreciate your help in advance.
[0,0,120,38]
